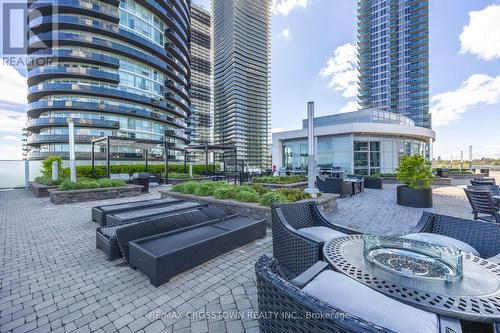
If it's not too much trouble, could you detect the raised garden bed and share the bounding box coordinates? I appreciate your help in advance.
[161,177,211,185]
[48,185,143,205]
[381,177,452,186]
[255,181,308,190]
[159,190,338,226]
[29,181,58,197]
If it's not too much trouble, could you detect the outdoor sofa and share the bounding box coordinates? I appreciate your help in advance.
[272,202,359,278]
[92,198,181,226]
[317,176,353,197]
[96,202,208,260]
[255,255,462,333]
[128,214,266,286]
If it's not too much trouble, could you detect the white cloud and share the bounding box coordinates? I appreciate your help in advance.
[459,5,500,60]
[277,26,291,40]
[272,0,310,16]
[319,43,358,98]
[430,74,500,126]
[339,101,358,114]
[0,63,27,105]
[0,109,27,135]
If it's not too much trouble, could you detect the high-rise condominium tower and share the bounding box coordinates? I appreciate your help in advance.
[26,0,191,160]
[358,0,430,128]
[213,0,271,170]
[189,4,213,147]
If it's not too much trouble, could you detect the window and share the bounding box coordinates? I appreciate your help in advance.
[354,140,381,175]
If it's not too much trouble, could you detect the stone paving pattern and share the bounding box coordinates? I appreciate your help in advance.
[1,174,496,332]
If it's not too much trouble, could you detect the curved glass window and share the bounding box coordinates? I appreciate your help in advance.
[119,0,165,47]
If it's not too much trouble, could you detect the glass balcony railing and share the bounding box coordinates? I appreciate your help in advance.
[26,117,120,131]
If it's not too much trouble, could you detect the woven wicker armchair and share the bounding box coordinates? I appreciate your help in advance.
[272,202,359,278]
[410,212,500,258]
[464,189,500,223]
[256,255,462,333]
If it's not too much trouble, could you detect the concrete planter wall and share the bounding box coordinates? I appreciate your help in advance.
[253,181,308,190]
[159,190,338,226]
[29,182,58,197]
[161,177,211,185]
[396,185,433,208]
[382,177,452,186]
[48,185,143,205]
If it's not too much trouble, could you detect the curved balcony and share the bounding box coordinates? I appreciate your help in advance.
[29,0,119,23]
[26,117,120,133]
[28,32,189,78]
[26,134,98,146]
[28,151,181,161]
[27,83,191,116]
[137,0,189,42]
[30,14,119,36]
[28,100,187,126]
[29,49,119,69]
[28,67,119,85]
[165,129,190,142]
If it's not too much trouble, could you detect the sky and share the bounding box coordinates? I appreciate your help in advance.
[1,0,499,160]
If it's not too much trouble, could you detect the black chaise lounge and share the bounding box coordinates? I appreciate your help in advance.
[255,255,462,333]
[92,198,182,226]
[105,201,207,225]
[272,202,359,278]
[96,202,208,260]
[128,215,266,286]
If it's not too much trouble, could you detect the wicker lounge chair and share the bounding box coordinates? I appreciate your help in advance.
[96,202,209,260]
[317,176,353,197]
[129,215,266,286]
[471,179,496,186]
[272,202,359,278]
[464,189,500,223]
[255,255,462,333]
[409,212,500,259]
[467,185,500,196]
[92,198,182,226]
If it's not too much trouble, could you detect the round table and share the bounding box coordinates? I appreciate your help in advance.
[323,235,500,323]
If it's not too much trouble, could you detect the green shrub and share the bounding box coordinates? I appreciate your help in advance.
[252,175,306,184]
[171,181,199,194]
[249,184,268,195]
[41,156,63,177]
[364,173,381,179]
[193,182,221,196]
[57,178,126,191]
[276,189,311,202]
[35,175,64,186]
[259,192,290,207]
[214,186,238,200]
[396,155,434,189]
[235,190,260,203]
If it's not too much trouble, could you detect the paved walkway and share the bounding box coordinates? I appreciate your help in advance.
[0,177,488,333]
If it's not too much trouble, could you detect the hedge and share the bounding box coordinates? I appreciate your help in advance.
[63,164,220,179]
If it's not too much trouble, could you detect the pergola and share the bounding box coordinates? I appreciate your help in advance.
[183,144,237,181]
[91,136,171,180]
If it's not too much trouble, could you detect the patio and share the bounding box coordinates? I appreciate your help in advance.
[0,176,496,333]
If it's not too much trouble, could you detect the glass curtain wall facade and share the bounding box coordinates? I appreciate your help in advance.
[213,0,271,170]
[189,4,213,148]
[26,0,191,160]
[358,0,430,128]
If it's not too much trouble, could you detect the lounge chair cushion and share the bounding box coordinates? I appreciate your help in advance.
[303,270,439,333]
[297,226,346,242]
[403,233,480,256]
[487,253,500,264]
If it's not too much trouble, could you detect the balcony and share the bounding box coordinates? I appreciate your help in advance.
[26,118,120,133]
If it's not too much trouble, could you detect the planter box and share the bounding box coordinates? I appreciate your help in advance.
[364,178,383,189]
[48,185,143,205]
[396,185,433,208]
[161,177,210,185]
[253,181,308,190]
[381,177,452,186]
[158,190,338,226]
[29,181,57,197]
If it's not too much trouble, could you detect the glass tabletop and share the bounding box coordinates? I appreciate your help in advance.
[363,234,463,282]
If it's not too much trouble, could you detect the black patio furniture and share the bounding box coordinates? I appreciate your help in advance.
[96,202,208,260]
[129,215,266,286]
[255,255,462,333]
[346,175,365,193]
[92,198,181,226]
[323,235,500,326]
[316,176,353,197]
[464,189,500,223]
[133,173,151,193]
[105,201,205,225]
[471,178,496,186]
[410,212,500,259]
[467,184,500,195]
[271,202,359,278]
